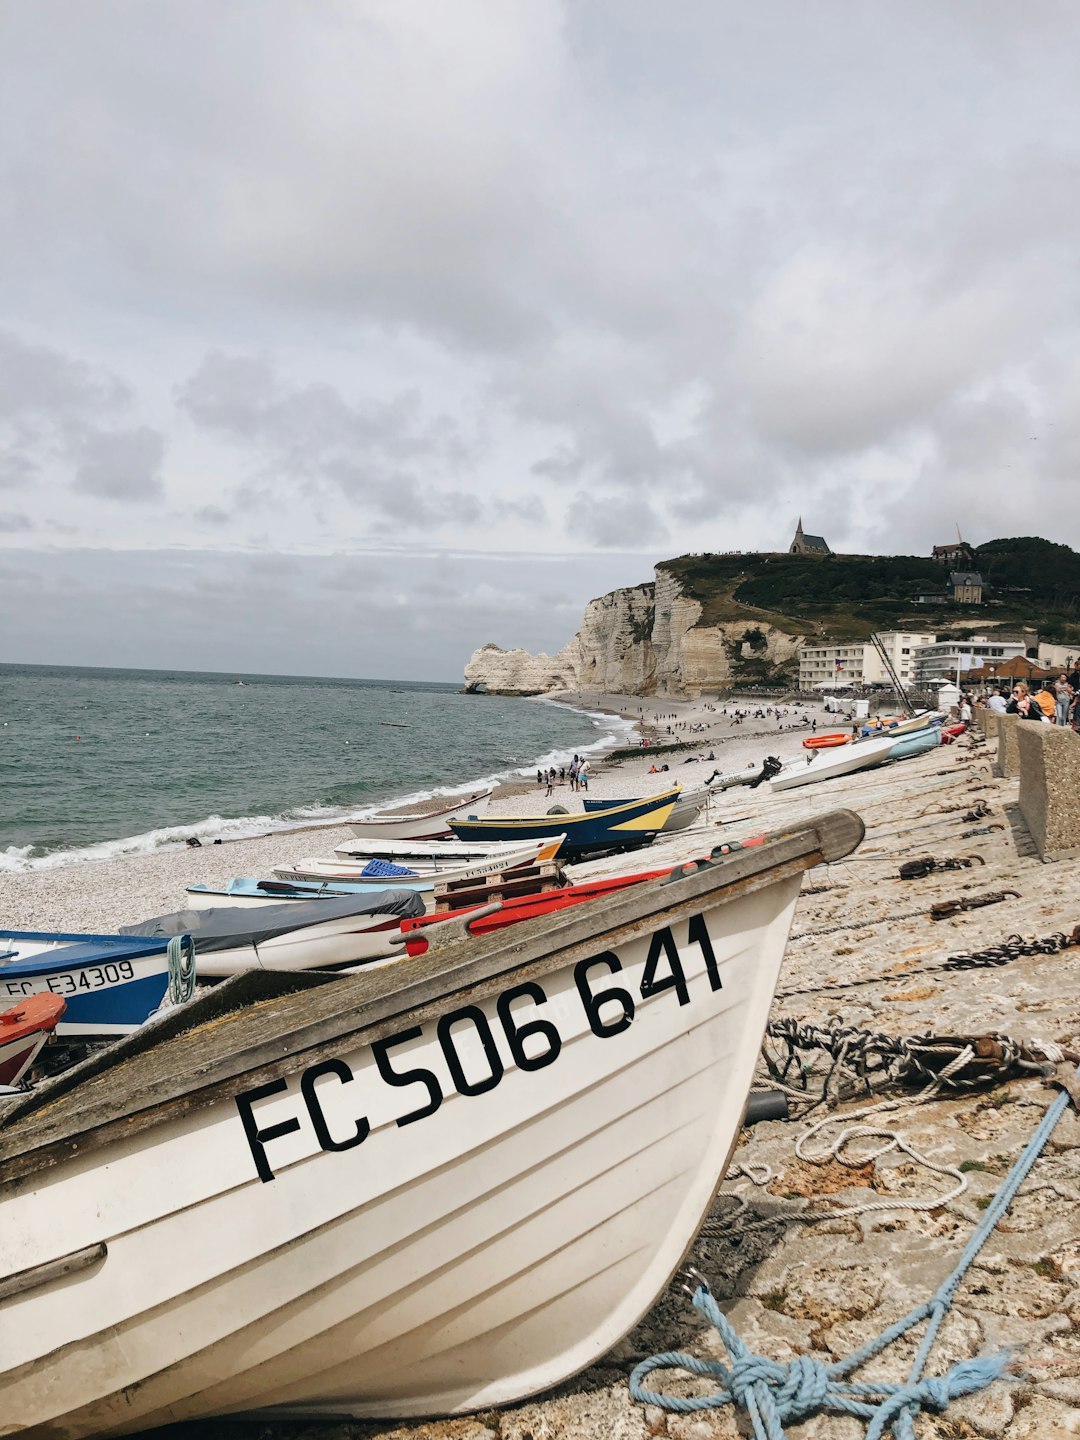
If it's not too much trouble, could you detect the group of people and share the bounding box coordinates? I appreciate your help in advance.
[537,755,590,795]
[979,675,1080,727]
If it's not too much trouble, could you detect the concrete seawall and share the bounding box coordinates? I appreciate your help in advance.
[1018,720,1080,861]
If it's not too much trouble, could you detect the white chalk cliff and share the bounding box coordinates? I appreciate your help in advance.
[464,569,803,696]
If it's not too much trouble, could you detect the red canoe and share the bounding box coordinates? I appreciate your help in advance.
[0,993,66,1088]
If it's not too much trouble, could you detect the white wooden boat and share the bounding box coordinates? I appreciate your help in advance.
[768,731,900,791]
[276,837,564,886]
[121,891,427,978]
[348,788,494,842]
[0,810,863,1436]
[333,835,537,864]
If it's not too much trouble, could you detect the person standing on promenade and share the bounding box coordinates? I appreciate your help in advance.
[1054,675,1073,727]
[1034,683,1057,721]
[987,689,1008,714]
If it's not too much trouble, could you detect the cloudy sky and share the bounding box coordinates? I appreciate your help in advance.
[3,2,1079,680]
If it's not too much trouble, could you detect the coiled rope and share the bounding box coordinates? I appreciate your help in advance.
[631,1070,1078,1437]
[166,934,196,1006]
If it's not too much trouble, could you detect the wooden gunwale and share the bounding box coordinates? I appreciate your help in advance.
[0,810,863,1184]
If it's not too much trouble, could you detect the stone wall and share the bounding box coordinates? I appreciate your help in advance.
[1017,723,1080,861]
[994,714,1024,778]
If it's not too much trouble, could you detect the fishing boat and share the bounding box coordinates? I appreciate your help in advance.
[400,870,667,954]
[187,876,438,907]
[122,890,427,978]
[0,809,863,1436]
[885,726,941,761]
[332,835,533,864]
[768,731,902,792]
[0,995,66,1087]
[0,932,180,1036]
[275,837,564,886]
[348,788,494,842]
[448,787,681,856]
[583,790,704,834]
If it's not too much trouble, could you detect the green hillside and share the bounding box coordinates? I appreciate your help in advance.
[659,538,1080,648]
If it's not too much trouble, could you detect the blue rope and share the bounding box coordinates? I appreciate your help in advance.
[631,1078,1074,1438]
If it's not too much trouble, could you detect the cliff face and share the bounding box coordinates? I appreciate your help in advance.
[464,571,803,696]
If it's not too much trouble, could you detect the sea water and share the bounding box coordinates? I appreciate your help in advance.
[0,665,631,870]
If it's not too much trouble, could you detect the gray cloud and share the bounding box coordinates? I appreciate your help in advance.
[2,3,1080,674]
[0,511,32,533]
[73,427,165,501]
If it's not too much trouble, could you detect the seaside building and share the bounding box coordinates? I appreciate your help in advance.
[797,631,936,690]
[932,540,974,568]
[950,571,984,604]
[789,518,831,556]
[910,636,1025,686]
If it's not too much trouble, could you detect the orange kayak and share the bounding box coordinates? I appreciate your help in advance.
[803,733,850,750]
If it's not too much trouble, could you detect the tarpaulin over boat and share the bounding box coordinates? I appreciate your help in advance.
[120,889,426,954]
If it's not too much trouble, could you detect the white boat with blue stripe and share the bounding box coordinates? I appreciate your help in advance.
[0,932,177,1037]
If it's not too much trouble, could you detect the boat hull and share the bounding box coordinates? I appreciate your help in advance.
[347,789,494,842]
[0,812,865,1437]
[449,788,680,856]
[0,935,171,1037]
[274,839,562,887]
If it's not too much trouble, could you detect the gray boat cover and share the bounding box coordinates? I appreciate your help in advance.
[120,889,426,954]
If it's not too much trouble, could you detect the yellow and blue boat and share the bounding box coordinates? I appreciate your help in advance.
[448,786,682,855]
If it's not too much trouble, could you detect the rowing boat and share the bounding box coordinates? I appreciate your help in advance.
[274,838,564,886]
[0,995,66,1087]
[0,810,863,1435]
[348,788,494,842]
[448,788,681,856]
[121,890,427,978]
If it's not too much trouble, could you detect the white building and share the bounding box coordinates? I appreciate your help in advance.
[864,632,938,687]
[1037,642,1077,673]
[798,642,871,689]
[911,637,1026,686]
[798,632,937,691]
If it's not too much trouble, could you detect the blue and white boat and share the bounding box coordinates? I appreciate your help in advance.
[187,875,437,907]
[0,932,176,1037]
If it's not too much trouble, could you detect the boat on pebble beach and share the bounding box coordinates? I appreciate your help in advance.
[0,995,66,1088]
[0,931,180,1037]
[273,837,564,886]
[347,787,494,842]
[121,890,427,978]
[448,787,682,855]
[0,809,863,1436]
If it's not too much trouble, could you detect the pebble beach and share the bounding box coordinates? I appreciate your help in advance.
[8,693,1080,1439]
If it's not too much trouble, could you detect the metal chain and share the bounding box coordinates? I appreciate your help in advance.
[778,928,1079,999]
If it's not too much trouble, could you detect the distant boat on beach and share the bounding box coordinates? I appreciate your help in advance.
[348,787,493,842]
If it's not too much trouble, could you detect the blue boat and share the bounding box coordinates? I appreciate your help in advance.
[886,727,941,762]
[0,932,177,1037]
[187,874,436,905]
[448,787,681,856]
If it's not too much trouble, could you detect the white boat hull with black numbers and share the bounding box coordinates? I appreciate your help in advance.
[0,810,863,1436]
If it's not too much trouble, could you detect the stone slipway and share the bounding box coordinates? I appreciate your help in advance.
[170,723,1080,1440]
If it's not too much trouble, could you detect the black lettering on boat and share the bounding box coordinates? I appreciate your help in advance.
[497,981,561,1071]
[372,1025,443,1126]
[438,1005,504,1096]
[574,952,635,1038]
[687,913,722,991]
[300,1058,370,1153]
[235,1077,303,1183]
[639,927,690,1007]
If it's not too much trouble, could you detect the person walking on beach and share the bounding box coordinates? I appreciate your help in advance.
[577,758,590,791]
[545,769,555,797]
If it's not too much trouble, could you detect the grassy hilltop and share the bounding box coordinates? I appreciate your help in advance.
[659,537,1080,649]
